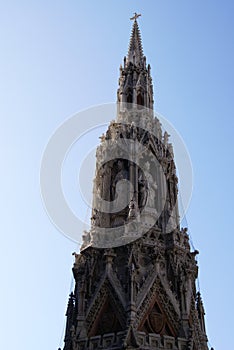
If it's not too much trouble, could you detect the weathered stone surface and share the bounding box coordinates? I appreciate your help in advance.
[61,18,210,350]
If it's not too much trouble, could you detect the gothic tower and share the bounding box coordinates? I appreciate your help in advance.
[61,16,210,350]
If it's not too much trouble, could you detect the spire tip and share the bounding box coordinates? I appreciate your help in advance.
[127,14,144,66]
[130,12,141,21]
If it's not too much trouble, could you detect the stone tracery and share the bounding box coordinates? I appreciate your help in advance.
[61,17,210,350]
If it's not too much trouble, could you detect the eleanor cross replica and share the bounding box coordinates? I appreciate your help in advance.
[60,16,210,350]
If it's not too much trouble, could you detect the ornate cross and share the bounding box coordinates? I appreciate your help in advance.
[130,12,141,21]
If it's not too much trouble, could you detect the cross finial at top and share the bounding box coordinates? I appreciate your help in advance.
[130,12,141,21]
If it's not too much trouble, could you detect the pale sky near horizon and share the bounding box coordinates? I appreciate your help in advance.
[1,1,234,349]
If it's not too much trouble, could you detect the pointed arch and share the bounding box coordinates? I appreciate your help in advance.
[90,297,123,336]
[137,91,144,108]
[86,280,126,337]
[136,276,180,336]
[138,298,175,337]
[127,92,133,104]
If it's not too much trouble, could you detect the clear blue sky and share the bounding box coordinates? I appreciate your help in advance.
[1,1,233,349]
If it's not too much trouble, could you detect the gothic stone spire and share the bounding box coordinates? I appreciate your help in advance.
[127,16,144,67]
[117,17,154,111]
[61,17,210,350]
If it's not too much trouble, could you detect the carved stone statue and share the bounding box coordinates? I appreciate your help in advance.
[112,160,129,198]
[91,208,101,227]
[100,165,111,201]
[144,161,157,208]
[138,170,148,209]
[72,252,83,266]
[128,198,138,219]
[163,131,170,146]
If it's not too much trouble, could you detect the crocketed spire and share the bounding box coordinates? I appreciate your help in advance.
[127,19,144,66]
[117,14,154,111]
